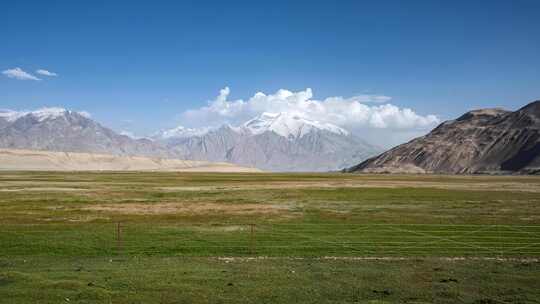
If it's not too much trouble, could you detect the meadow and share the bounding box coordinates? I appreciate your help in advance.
[1,172,539,303]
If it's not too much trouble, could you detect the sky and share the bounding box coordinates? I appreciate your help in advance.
[1,0,539,146]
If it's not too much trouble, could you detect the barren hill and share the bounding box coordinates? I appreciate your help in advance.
[346,100,540,174]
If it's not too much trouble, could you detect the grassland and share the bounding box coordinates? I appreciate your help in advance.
[1,172,539,303]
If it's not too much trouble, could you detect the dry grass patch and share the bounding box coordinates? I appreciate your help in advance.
[82,202,293,216]
[0,187,87,192]
[157,180,540,193]
[191,225,247,232]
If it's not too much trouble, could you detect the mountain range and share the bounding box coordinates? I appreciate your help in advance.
[0,108,173,158]
[346,100,540,174]
[4,100,538,174]
[157,112,380,172]
[0,108,380,172]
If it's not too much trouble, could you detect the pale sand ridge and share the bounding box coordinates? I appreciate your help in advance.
[0,148,262,172]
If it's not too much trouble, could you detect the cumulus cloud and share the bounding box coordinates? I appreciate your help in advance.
[180,87,439,131]
[119,130,137,138]
[119,130,150,140]
[177,87,440,147]
[36,69,58,77]
[2,67,41,81]
[77,111,91,118]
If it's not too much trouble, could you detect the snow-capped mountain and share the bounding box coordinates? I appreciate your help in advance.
[156,112,349,141]
[0,107,85,123]
[0,107,380,171]
[0,110,26,123]
[0,107,172,158]
[243,112,349,138]
[159,112,380,171]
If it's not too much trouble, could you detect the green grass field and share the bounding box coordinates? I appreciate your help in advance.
[1,172,539,303]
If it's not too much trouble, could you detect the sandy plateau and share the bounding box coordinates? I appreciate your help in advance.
[0,148,261,172]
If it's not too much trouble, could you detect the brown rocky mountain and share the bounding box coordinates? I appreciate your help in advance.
[346,100,540,174]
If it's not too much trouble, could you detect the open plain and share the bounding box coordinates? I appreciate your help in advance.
[1,172,539,303]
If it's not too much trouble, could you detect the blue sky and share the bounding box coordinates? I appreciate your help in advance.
[1,0,539,143]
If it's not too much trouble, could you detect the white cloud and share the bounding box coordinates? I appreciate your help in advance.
[178,87,440,147]
[119,130,137,138]
[77,111,91,118]
[2,67,41,81]
[36,69,58,77]
[180,87,439,130]
[344,94,392,103]
[0,109,26,122]
[119,130,150,140]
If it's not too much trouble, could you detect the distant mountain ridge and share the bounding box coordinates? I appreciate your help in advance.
[0,108,173,158]
[346,100,540,174]
[0,108,380,172]
[159,112,380,172]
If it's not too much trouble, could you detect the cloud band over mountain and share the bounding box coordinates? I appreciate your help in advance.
[180,87,440,132]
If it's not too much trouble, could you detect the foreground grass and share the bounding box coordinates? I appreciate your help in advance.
[2,256,539,304]
[1,172,539,303]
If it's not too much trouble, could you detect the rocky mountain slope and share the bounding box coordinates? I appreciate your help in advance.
[159,112,380,172]
[346,100,540,174]
[0,108,172,158]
